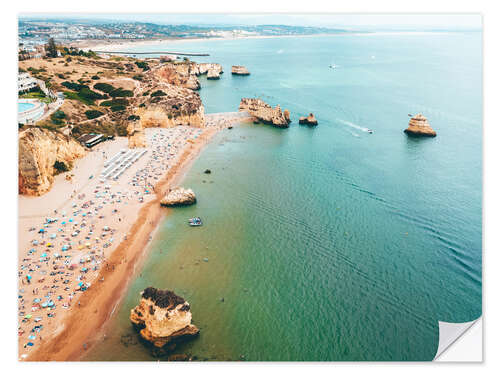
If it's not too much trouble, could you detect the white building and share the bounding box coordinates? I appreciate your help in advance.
[18,72,38,92]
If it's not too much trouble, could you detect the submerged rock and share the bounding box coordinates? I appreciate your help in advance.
[160,187,196,206]
[299,113,318,126]
[239,98,291,128]
[404,114,436,137]
[130,287,199,354]
[231,65,250,75]
[204,169,211,174]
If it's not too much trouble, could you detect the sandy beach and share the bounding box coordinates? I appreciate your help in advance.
[18,112,252,361]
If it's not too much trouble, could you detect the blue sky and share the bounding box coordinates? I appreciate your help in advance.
[19,13,482,30]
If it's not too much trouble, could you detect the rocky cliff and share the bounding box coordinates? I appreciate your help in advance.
[232,65,250,75]
[160,187,197,206]
[19,127,86,195]
[130,287,199,353]
[155,63,201,90]
[404,114,436,137]
[239,98,291,128]
[127,121,146,148]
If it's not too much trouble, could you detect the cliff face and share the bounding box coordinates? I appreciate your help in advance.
[160,187,196,206]
[127,121,146,148]
[156,63,200,91]
[239,98,291,128]
[139,71,206,128]
[130,287,199,352]
[18,127,86,195]
[404,114,436,137]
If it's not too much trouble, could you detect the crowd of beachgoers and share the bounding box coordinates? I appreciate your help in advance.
[17,125,203,359]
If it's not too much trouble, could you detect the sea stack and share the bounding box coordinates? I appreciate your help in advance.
[231,65,250,75]
[239,98,291,128]
[130,287,199,354]
[160,187,196,206]
[404,114,436,137]
[299,113,318,126]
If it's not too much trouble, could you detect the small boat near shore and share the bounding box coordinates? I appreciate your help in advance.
[188,217,203,226]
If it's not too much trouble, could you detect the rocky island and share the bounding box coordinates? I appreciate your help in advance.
[231,65,250,75]
[299,113,318,126]
[239,98,291,128]
[160,187,197,206]
[404,114,437,137]
[130,287,199,355]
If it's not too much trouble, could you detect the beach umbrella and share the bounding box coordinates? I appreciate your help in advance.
[62,245,69,251]
[69,219,73,223]
[61,221,66,225]
[24,314,32,319]
[50,234,56,239]
[38,229,45,233]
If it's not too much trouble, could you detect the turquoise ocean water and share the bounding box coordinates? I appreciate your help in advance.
[84,32,482,361]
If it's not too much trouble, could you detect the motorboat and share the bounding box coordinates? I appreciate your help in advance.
[188,217,203,226]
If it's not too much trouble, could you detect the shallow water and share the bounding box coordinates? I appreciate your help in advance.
[84,32,482,361]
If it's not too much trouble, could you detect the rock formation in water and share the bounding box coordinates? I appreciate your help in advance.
[404,114,436,137]
[127,120,146,148]
[18,127,86,195]
[239,98,291,128]
[299,113,318,126]
[196,63,223,80]
[160,187,197,206]
[232,65,250,75]
[130,287,199,353]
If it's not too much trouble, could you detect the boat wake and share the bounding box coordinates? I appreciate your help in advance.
[337,118,373,133]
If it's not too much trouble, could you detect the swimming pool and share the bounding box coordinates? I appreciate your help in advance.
[18,102,35,113]
[18,100,44,124]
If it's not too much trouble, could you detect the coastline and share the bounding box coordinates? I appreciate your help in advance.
[26,126,220,361]
[21,111,252,361]
[76,31,462,53]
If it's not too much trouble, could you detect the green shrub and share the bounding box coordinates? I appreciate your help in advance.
[100,98,128,107]
[132,74,143,81]
[110,105,126,112]
[50,110,66,125]
[53,160,69,174]
[91,75,100,80]
[139,103,145,108]
[94,82,115,93]
[127,115,140,121]
[135,61,150,71]
[79,87,104,101]
[61,81,88,91]
[85,110,104,119]
[57,73,66,79]
[151,90,166,97]
[109,88,133,98]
